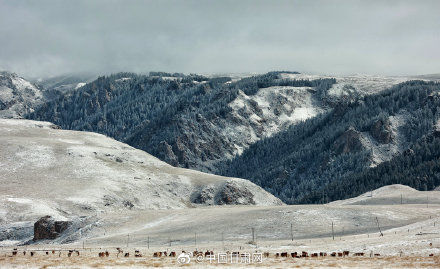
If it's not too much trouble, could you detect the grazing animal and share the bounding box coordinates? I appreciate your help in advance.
[205,250,214,257]
[30,252,34,257]
[76,250,80,256]
[343,251,349,256]
[291,252,298,258]
[23,251,26,256]
[354,252,365,256]
[429,253,434,257]
[281,252,288,257]
[311,253,318,257]
[169,251,176,257]
[134,250,142,257]
[52,250,55,254]
[124,253,130,257]
[338,252,343,257]
[319,252,326,257]
[275,253,280,258]
[68,252,72,257]
[263,252,270,258]
[105,251,109,257]
[302,251,308,257]
[331,252,336,257]
[374,253,380,256]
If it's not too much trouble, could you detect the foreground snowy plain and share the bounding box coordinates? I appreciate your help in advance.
[1,201,439,268]
[0,119,439,268]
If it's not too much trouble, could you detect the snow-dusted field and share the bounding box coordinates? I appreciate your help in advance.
[279,72,428,97]
[1,202,439,268]
[0,119,282,245]
[2,183,439,268]
[1,119,440,268]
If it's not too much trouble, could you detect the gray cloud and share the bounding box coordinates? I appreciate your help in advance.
[0,0,439,77]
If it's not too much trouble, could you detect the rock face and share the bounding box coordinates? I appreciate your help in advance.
[332,127,364,154]
[370,119,393,144]
[33,216,71,241]
[156,141,179,167]
[217,182,256,205]
[191,182,257,205]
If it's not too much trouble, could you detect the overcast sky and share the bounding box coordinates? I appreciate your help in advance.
[0,0,439,78]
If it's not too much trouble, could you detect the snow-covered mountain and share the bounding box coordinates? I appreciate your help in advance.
[8,70,440,205]
[0,71,45,118]
[0,119,282,244]
[32,73,97,99]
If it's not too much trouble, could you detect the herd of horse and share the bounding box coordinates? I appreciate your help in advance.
[9,247,437,259]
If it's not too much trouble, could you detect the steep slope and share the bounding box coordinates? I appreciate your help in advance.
[0,71,45,118]
[220,80,440,203]
[0,119,282,244]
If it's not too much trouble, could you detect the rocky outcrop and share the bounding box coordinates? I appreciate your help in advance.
[192,187,215,205]
[156,141,179,166]
[33,216,71,241]
[216,182,255,205]
[332,127,364,154]
[370,119,393,144]
[191,182,256,205]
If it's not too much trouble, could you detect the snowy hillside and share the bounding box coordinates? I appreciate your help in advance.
[329,184,440,206]
[225,86,327,156]
[280,72,416,97]
[0,119,282,244]
[0,72,44,118]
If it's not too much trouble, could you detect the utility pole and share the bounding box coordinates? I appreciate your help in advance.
[427,196,429,208]
[147,236,150,249]
[251,228,255,243]
[376,217,383,236]
[341,226,344,240]
[290,223,293,241]
[127,234,129,247]
[221,232,225,250]
[401,194,403,204]
[332,221,335,240]
[194,232,197,248]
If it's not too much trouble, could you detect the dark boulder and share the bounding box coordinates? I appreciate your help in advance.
[33,216,71,241]
[216,182,255,205]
